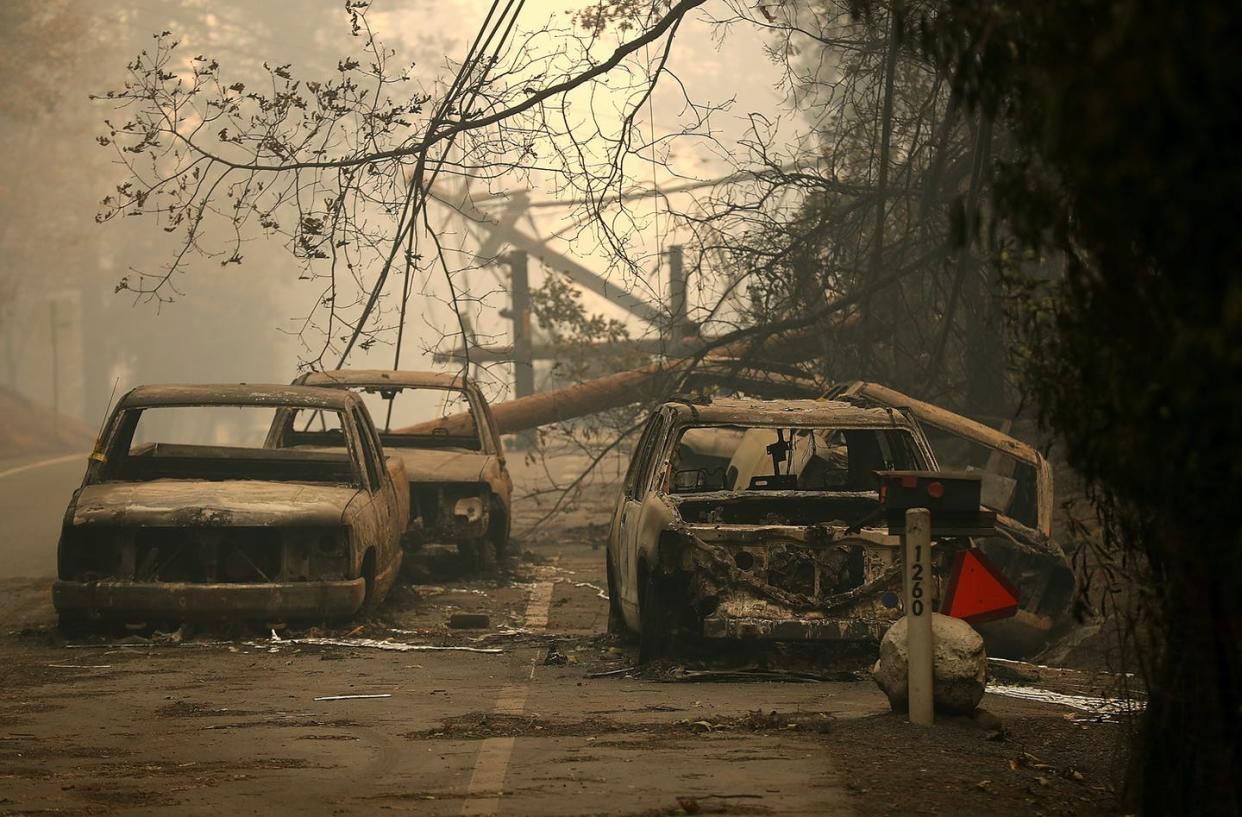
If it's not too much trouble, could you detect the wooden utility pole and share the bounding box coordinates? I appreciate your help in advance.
[49,300,60,435]
[506,251,536,449]
[667,245,687,350]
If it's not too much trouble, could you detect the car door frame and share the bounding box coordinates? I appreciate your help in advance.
[348,404,404,573]
[833,381,1053,536]
[612,409,671,622]
[468,384,512,499]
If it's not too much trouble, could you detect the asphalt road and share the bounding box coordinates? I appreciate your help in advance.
[0,457,1123,816]
[0,452,88,578]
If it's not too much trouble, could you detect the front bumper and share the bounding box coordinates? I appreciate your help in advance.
[53,578,366,620]
[701,613,891,641]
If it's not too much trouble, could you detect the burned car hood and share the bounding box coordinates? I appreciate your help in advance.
[386,448,489,484]
[72,480,359,527]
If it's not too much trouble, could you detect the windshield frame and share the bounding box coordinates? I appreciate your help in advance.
[660,420,934,496]
[276,382,494,454]
[87,401,365,487]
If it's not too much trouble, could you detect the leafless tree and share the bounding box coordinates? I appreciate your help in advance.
[95,0,1031,532]
[94,0,710,374]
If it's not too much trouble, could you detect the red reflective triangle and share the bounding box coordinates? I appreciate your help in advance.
[941,549,1021,624]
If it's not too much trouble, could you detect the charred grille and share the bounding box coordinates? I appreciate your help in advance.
[767,547,816,596]
[739,542,868,600]
[134,528,282,583]
[59,526,349,583]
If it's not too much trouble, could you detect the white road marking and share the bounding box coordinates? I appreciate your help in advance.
[461,569,557,816]
[522,579,555,630]
[463,737,517,814]
[0,452,83,481]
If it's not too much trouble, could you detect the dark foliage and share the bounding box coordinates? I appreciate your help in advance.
[922,1,1242,812]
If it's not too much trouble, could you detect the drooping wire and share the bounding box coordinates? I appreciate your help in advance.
[336,0,527,368]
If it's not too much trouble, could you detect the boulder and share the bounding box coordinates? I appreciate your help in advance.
[872,613,988,715]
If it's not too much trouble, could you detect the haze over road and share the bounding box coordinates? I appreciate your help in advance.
[0,453,87,578]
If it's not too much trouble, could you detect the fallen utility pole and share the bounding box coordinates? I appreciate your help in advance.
[432,336,702,364]
[405,359,687,436]
[403,328,823,437]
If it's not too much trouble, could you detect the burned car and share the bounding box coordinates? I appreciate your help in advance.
[54,385,406,627]
[606,397,954,660]
[830,381,1074,656]
[288,370,512,567]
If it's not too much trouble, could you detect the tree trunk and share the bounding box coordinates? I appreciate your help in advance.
[1135,540,1241,815]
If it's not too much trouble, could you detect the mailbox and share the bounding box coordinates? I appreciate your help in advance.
[876,470,996,536]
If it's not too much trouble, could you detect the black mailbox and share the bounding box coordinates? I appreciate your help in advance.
[876,470,996,536]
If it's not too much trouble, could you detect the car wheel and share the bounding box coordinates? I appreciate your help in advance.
[359,550,380,617]
[57,613,90,638]
[606,555,626,636]
[638,569,672,663]
[488,505,510,567]
[457,539,498,574]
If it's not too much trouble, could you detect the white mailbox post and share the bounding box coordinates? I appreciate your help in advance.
[904,507,934,726]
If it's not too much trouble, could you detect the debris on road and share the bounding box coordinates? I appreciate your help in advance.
[572,581,609,600]
[483,626,538,638]
[269,634,504,654]
[988,684,1140,721]
[448,612,492,629]
[46,663,112,669]
[667,667,854,683]
[542,642,568,665]
[313,693,393,702]
[584,666,638,678]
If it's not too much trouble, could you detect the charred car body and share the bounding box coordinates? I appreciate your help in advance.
[607,391,1073,660]
[54,385,406,626]
[289,370,512,566]
[607,397,953,660]
[829,381,1074,656]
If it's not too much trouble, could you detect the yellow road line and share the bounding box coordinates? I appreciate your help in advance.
[0,453,83,481]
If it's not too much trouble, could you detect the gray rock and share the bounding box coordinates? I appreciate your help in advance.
[872,613,988,715]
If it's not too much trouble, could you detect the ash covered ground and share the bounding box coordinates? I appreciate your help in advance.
[0,453,1128,816]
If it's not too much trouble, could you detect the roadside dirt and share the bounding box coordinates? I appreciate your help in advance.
[0,388,94,459]
[0,453,1128,816]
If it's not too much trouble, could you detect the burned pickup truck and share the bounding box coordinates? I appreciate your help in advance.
[830,381,1074,656]
[53,385,406,628]
[607,397,949,660]
[288,370,512,568]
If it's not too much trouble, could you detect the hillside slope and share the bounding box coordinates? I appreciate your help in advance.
[0,388,95,459]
